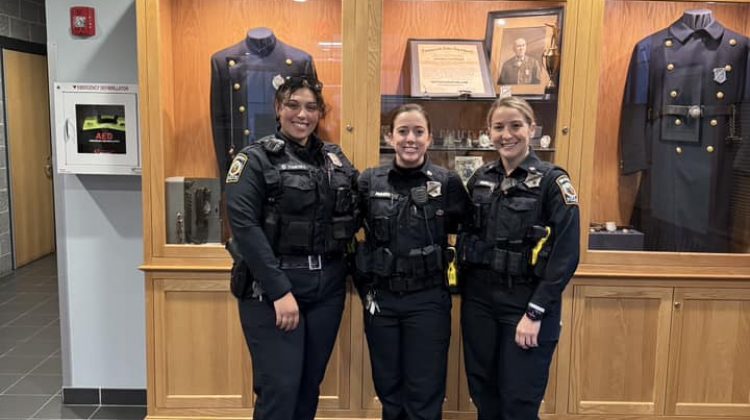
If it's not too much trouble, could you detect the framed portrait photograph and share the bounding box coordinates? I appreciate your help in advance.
[407,39,496,98]
[485,8,564,97]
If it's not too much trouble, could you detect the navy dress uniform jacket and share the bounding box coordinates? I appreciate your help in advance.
[620,18,750,252]
[210,34,317,176]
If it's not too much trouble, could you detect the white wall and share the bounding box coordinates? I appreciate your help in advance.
[46,0,145,388]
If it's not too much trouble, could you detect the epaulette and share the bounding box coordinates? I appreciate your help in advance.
[257,135,285,154]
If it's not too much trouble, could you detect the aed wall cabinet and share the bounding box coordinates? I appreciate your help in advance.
[53,82,140,175]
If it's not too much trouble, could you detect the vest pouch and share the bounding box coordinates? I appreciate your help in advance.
[262,211,280,249]
[331,215,355,240]
[491,248,508,273]
[280,173,316,215]
[279,220,313,254]
[372,216,391,243]
[408,247,426,277]
[355,242,372,274]
[423,244,443,272]
[334,187,353,214]
[507,251,527,277]
[372,247,395,277]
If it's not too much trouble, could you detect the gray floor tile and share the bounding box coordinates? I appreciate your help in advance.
[30,357,61,375]
[32,396,98,419]
[6,314,57,327]
[4,374,61,396]
[0,340,15,355]
[90,406,146,420]
[29,324,61,342]
[0,326,41,341]
[0,395,50,417]
[0,373,22,392]
[5,339,59,358]
[0,355,45,374]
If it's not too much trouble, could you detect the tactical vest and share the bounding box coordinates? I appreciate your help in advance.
[356,163,450,291]
[255,135,357,257]
[459,161,556,283]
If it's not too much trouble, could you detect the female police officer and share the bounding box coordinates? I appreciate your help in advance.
[225,76,358,420]
[356,104,470,420]
[459,96,580,420]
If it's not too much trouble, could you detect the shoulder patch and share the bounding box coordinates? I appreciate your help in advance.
[226,153,248,184]
[555,175,578,206]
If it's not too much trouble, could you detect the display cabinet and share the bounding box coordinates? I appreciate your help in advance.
[137,0,750,419]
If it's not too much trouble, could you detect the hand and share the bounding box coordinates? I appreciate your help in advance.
[273,292,300,332]
[515,314,541,349]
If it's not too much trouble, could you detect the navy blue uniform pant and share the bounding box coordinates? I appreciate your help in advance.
[363,287,451,420]
[461,281,557,420]
[238,261,346,420]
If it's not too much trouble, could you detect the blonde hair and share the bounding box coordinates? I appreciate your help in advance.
[486,96,536,126]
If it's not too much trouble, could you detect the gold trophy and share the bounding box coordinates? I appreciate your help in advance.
[542,23,561,95]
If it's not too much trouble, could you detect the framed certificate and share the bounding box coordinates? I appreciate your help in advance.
[408,39,495,98]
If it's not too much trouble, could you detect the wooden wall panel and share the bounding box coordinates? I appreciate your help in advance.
[571,286,673,415]
[165,0,342,178]
[381,0,563,95]
[667,288,750,417]
[591,1,750,226]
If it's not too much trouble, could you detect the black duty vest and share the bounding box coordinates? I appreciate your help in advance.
[459,161,555,282]
[356,163,450,290]
[256,135,357,256]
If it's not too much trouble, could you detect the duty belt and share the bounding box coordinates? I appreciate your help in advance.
[649,104,735,120]
[279,253,343,270]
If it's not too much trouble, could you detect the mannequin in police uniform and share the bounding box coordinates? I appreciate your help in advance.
[225,76,358,420]
[211,27,317,176]
[620,10,749,252]
[459,96,579,420]
[355,104,470,420]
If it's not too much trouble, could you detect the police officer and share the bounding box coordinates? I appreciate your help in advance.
[356,104,470,420]
[459,96,579,420]
[225,76,358,420]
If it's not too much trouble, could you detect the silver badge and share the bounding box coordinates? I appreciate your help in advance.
[524,172,543,188]
[327,152,342,167]
[426,181,442,197]
[713,67,727,84]
[272,74,285,90]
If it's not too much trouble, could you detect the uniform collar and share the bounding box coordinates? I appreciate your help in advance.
[277,131,324,163]
[487,149,541,177]
[669,18,724,43]
[387,156,433,178]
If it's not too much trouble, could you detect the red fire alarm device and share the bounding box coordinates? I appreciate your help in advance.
[70,6,95,37]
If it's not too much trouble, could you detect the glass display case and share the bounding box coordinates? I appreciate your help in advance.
[586,0,750,255]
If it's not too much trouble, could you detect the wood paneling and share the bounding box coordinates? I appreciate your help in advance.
[571,286,673,415]
[165,0,343,178]
[590,1,750,226]
[153,276,250,408]
[4,50,54,267]
[667,288,750,417]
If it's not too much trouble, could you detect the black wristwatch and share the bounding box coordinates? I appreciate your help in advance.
[525,306,544,321]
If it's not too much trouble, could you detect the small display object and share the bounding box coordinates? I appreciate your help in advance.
[166,177,221,245]
[454,156,485,185]
[407,39,496,98]
[485,8,564,97]
[53,83,140,175]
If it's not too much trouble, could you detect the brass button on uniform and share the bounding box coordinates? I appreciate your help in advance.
[243,129,251,136]
[228,59,236,67]
[667,63,675,71]
[716,91,725,99]
[233,83,241,91]
[238,105,246,113]
[670,90,678,98]
[725,64,733,72]
[675,147,683,154]
[710,119,718,126]
[665,39,673,47]
[706,145,715,153]
[674,118,683,126]
[285,58,293,65]
[729,38,737,46]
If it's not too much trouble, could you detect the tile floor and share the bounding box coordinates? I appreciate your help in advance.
[0,255,145,420]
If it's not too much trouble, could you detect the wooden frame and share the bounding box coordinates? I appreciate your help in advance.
[485,7,564,97]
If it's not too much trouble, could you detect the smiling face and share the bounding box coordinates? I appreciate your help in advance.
[275,87,321,145]
[389,109,432,168]
[489,105,534,171]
